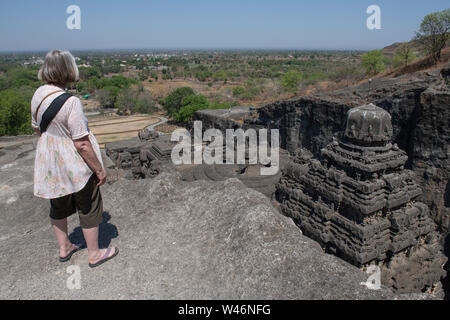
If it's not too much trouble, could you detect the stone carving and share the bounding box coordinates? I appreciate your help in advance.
[245,69,449,234]
[105,135,175,179]
[138,128,159,141]
[344,103,393,144]
[276,104,446,293]
[180,162,283,198]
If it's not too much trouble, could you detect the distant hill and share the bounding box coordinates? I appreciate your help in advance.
[382,39,424,59]
[382,34,450,59]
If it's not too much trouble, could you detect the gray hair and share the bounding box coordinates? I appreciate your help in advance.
[38,50,79,87]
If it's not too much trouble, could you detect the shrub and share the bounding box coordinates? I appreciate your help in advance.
[0,89,33,136]
[232,86,246,97]
[281,70,303,92]
[361,50,385,76]
[115,88,156,115]
[172,94,231,123]
[392,44,417,68]
[160,87,195,116]
[116,88,137,113]
[96,89,115,109]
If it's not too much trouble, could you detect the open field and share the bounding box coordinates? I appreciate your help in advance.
[87,115,160,148]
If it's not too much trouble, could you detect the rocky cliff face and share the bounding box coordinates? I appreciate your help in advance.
[247,70,449,234]
[275,104,446,294]
[190,66,449,297]
[0,139,411,299]
[1,67,447,299]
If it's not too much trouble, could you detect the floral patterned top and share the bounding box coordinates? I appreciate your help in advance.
[31,84,104,199]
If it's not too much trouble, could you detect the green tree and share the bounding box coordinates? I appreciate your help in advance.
[414,9,450,64]
[173,95,209,123]
[78,67,101,80]
[160,87,195,116]
[96,89,115,109]
[0,89,32,136]
[116,88,137,113]
[172,95,231,123]
[281,70,303,92]
[392,43,417,67]
[361,50,385,76]
[133,91,156,114]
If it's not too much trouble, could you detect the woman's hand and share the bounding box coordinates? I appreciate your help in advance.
[73,136,105,186]
[95,168,107,186]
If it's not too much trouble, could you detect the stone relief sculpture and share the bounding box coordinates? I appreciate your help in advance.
[276,104,446,292]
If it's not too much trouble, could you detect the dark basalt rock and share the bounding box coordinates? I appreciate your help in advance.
[344,103,393,144]
[180,162,284,198]
[138,128,159,141]
[105,135,175,179]
[191,106,257,132]
[441,62,450,81]
[246,70,449,234]
[275,104,446,294]
[189,66,449,296]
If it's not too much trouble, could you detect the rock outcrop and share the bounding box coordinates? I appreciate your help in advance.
[244,70,449,234]
[191,66,449,297]
[1,67,447,300]
[105,134,175,179]
[275,104,446,294]
[0,139,409,300]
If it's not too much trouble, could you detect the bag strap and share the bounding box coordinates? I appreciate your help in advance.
[39,92,73,133]
[34,90,63,120]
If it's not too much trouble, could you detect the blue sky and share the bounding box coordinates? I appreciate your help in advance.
[0,0,448,51]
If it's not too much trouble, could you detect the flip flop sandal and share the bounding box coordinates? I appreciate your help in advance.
[88,247,119,268]
[59,245,82,263]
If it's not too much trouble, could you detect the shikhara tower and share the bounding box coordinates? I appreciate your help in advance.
[277,104,437,267]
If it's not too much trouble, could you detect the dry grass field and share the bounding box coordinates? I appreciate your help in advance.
[87,114,160,148]
[142,77,351,107]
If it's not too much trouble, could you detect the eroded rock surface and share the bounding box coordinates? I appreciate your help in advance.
[0,141,405,300]
[244,71,449,233]
[190,67,449,298]
[276,104,446,294]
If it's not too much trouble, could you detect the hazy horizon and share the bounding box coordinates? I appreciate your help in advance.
[0,47,370,54]
[0,0,449,52]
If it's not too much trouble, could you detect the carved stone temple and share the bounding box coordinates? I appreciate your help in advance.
[276,104,440,272]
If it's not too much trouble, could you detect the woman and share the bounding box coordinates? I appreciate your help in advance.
[31,50,118,268]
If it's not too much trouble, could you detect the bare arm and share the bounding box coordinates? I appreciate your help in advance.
[73,136,106,186]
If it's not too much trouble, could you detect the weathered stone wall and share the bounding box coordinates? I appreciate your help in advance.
[274,103,446,294]
[246,71,449,233]
[190,68,449,296]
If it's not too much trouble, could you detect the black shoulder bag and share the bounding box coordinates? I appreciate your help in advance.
[39,92,73,133]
